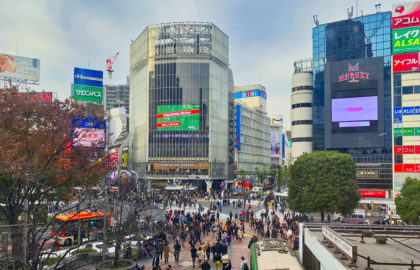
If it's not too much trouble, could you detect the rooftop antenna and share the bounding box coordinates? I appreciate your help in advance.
[375,3,381,13]
[361,9,363,17]
[348,6,354,19]
[313,15,319,27]
[356,0,359,17]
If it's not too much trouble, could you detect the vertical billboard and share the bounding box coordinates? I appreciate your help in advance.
[392,2,420,29]
[270,131,280,157]
[236,104,241,149]
[0,54,40,81]
[72,117,106,149]
[393,52,420,72]
[392,27,420,54]
[73,67,103,103]
[156,105,199,131]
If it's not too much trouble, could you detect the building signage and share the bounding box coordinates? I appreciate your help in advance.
[359,190,386,198]
[393,53,420,72]
[394,115,402,123]
[73,67,103,103]
[357,169,379,178]
[392,27,420,55]
[282,133,285,159]
[0,53,40,82]
[415,106,420,114]
[338,62,370,82]
[403,106,415,115]
[123,152,128,167]
[234,90,267,100]
[392,3,420,29]
[394,107,402,116]
[236,104,241,149]
[403,127,415,136]
[321,226,356,263]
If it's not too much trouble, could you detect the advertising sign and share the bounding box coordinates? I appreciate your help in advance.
[403,106,414,115]
[359,190,386,198]
[357,169,379,178]
[123,152,128,167]
[394,107,402,116]
[270,131,280,157]
[394,128,403,136]
[0,54,40,81]
[394,115,402,123]
[331,96,378,123]
[393,52,420,72]
[338,62,370,83]
[236,105,241,149]
[282,133,285,159]
[74,67,103,87]
[392,2,420,29]
[73,127,105,148]
[403,127,415,136]
[321,226,357,263]
[73,84,103,103]
[392,27,420,54]
[156,105,199,131]
[234,90,267,99]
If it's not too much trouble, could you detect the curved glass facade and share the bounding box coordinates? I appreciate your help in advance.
[129,22,234,185]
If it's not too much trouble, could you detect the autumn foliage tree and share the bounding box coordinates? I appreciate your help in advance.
[0,87,108,269]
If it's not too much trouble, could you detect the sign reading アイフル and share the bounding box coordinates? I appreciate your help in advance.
[393,52,419,72]
[0,54,40,82]
[392,26,420,54]
[73,67,103,103]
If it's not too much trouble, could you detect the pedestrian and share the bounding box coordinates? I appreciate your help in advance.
[223,259,232,270]
[214,252,222,270]
[197,247,205,266]
[240,256,249,270]
[191,245,198,268]
[200,259,211,270]
[221,253,229,268]
[205,242,211,260]
[174,240,181,264]
[163,242,170,264]
[237,228,243,243]
[152,255,160,270]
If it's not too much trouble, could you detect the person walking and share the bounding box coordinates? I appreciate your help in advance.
[197,247,206,267]
[205,242,211,260]
[191,245,198,268]
[223,259,232,270]
[240,256,249,270]
[173,240,181,264]
[237,228,243,243]
[152,255,160,270]
[163,243,170,264]
[200,259,211,270]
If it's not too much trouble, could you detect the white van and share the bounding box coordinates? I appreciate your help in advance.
[250,187,264,199]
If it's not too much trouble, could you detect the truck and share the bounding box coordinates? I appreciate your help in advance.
[250,187,264,199]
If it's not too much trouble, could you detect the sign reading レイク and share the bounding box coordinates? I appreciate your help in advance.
[393,27,420,55]
[393,53,420,72]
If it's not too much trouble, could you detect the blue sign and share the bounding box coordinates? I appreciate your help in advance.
[234,90,267,100]
[282,133,285,159]
[74,67,103,87]
[394,115,402,123]
[72,116,106,129]
[236,105,241,149]
[394,108,402,116]
[415,106,420,115]
[403,107,414,115]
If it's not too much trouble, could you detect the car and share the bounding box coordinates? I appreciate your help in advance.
[232,189,243,196]
[342,211,367,224]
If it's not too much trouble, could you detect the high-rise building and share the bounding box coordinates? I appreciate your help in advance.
[390,2,420,195]
[129,22,235,190]
[234,100,271,176]
[291,59,313,162]
[312,11,393,204]
[104,83,130,114]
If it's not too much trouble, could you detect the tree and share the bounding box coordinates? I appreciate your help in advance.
[276,166,288,191]
[395,177,420,225]
[254,167,261,184]
[287,151,360,221]
[0,88,108,269]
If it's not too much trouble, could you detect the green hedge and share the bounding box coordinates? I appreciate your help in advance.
[71,247,97,255]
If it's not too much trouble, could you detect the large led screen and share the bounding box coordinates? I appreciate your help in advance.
[157,105,199,131]
[73,128,105,148]
[332,96,378,124]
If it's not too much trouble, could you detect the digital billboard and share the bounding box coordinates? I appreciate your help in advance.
[156,105,199,131]
[73,67,103,103]
[271,131,280,157]
[324,57,384,148]
[0,54,40,81]
[73,128,105,148]
[234,90,267,99]
[331,96,378,124]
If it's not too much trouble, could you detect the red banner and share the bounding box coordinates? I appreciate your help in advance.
[404,164,415,172]
[359,190,386,198]
[393,53,419,72]
[394,146,403,154]
[157,122,181,128]
[394,164,403,172]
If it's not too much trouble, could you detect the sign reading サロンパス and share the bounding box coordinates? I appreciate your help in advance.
[393,52,420,72]
[392,27,420,54]
[73,67,103,103]
[392,2,420,29]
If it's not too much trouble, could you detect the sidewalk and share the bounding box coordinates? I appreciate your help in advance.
[141,222,253,270]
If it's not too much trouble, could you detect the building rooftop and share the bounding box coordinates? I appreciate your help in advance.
[305,224,420,270]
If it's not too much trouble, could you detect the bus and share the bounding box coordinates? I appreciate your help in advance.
[250,239,303,270]
[52,211,111,246]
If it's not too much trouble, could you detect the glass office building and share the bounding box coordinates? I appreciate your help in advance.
[129,22,234,189]
[312,12,393,192]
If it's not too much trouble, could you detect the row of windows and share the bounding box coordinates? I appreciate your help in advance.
[292,85,313,92]
[292,120,313,126]
[292,103,312,109]
[291,137,312,142]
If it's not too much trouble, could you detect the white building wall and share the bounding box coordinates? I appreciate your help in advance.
[109,107,127,145]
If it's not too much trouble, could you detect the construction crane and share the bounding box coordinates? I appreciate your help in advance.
[106,52,119,84]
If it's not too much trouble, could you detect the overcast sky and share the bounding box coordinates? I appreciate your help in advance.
[0,0,395,127]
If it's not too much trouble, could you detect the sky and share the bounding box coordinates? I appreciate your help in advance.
[0,0,396,128]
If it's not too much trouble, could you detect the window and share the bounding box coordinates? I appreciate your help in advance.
[414,86,420,94]
[291,137,313,142]
[402,86,413,95]
[292,85,313,92]
[292,120,313,126]
[292,103,312,109]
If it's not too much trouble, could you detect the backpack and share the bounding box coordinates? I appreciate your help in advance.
[243,262,249,270]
